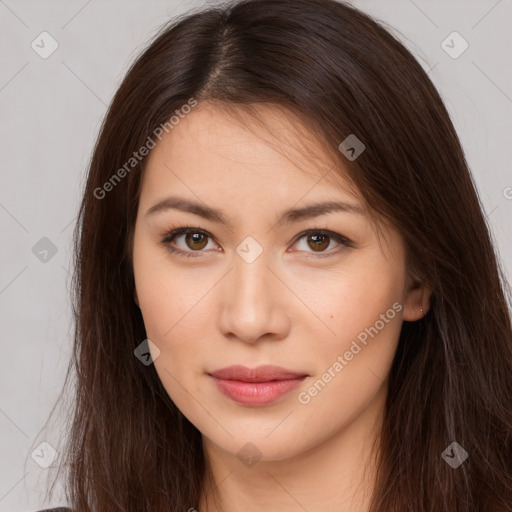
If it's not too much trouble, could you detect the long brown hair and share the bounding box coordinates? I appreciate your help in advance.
[39,0,512,510]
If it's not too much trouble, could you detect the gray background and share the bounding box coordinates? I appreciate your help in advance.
[0,0,511,510]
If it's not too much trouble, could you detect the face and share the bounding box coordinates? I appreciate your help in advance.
[132,102,427,461]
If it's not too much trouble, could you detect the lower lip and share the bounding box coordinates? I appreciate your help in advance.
[210,376,306,406]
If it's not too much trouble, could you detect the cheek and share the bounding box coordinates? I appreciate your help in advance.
[291,253,404,342]
[294,255,404,390]
[134,263,208,403]
[133,260,217,399]
[133,234,207,339]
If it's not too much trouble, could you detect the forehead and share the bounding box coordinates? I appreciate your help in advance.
[140,102,360,202]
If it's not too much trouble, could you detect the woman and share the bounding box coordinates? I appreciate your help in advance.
[36,0,512,510]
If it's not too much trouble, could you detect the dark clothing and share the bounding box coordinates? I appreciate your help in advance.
[37,508,72,512]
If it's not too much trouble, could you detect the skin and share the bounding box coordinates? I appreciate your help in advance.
[132,102,431,512]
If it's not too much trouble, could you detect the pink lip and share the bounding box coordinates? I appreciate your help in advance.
[208,365,307,406]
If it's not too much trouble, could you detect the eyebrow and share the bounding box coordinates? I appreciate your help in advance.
[145,195,365,227]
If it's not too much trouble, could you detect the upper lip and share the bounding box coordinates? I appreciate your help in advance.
[209,365,307,382]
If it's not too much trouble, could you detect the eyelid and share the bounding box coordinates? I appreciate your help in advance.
[160,224,215,258]
[160,224,353,258]
[287,229,352,259]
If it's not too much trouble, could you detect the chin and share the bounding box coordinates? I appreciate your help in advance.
[203,427,315,464]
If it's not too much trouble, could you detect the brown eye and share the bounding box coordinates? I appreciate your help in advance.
[161,227,215,258]
[161,226,351,260]
[184,232,208,250]
[306,233,330,252]
[292,229,351,258]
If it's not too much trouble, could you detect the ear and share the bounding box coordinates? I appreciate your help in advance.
[402,273,432,321]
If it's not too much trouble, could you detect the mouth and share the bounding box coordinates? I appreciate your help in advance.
[208,365,308,406]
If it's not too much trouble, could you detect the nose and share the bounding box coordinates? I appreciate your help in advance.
[218,252,291,344]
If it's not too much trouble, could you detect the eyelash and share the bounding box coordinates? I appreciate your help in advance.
[159,224,353,259]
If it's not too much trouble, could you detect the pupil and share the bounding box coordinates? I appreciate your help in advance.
[309,234,329,251]
[187,233,206,249]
